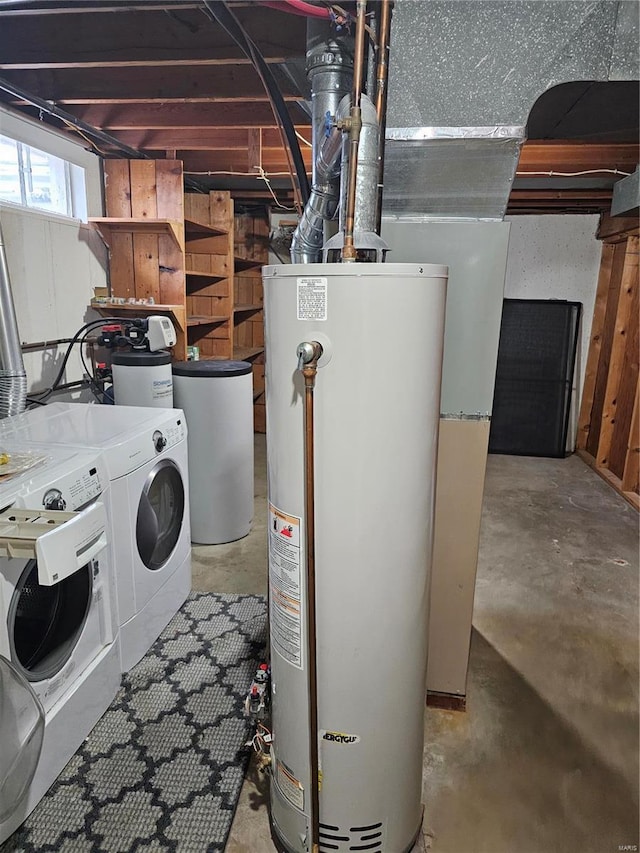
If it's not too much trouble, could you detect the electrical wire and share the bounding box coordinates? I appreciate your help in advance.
[295,129,312,147]
[201,1,310,210]
[516,168,632,177]
[255,166,297,210]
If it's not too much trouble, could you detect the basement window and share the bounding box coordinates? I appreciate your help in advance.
[0,134,86,220]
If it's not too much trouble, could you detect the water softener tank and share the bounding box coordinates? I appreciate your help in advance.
[263,263,447,853]
[111,351,173,408]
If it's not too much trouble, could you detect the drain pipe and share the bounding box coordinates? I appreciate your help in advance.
[0,222,27,417]
[290,20,353,263]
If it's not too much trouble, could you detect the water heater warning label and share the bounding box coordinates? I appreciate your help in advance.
[276,760,304,811]
[269,504,303,669]
[297,277,327,321]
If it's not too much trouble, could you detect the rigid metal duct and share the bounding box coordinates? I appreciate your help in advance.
[290,20,353,263]
[338,93,379,237]
[0,222,27,418]
[383,0,639,220]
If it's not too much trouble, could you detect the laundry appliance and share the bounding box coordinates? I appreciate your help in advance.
[0,404,191,673]
[0,442,120,843]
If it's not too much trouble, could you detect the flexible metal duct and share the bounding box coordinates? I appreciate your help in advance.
[290,21,353,263]
[0,222,27,418]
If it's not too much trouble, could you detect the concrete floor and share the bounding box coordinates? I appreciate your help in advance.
[192,437,639,853]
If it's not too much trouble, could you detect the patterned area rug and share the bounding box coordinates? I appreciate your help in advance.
[2,592,267,853]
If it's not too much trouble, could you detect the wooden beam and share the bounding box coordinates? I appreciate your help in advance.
[577,243,615,451]
[596,235,639,468]
[0,7,305,65]
[176,150,312,173]
[90,127,310,150]
[46,101,308,130]
[577,449,640,511]
[621,385,640,495]
[247,129,263,172]
[598,214,640,242]
[518,142,638,174]
[2,66,302,102]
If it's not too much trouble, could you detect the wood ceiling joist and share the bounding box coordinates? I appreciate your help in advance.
[97,127,312,150]
[45,101,309,130]
[0,7,305,65]
[517,142,638,174]
[174,149,313,174]
[0,66,303,103]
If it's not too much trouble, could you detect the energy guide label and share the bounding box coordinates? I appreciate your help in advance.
[297,277,327,321]
[268,504,303,668]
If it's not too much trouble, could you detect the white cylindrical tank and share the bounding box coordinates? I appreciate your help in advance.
[172,360,254,544]
[111,351,173,408]
[263,263,447,853]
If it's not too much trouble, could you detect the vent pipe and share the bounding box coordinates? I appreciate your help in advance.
[290,21,353,263]
[0,222,27,417]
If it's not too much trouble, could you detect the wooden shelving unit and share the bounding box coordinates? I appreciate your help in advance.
[234,207,268,432]
[91,159,268,431]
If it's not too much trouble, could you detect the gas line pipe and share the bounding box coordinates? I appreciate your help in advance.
[296,339,323,853]
[341,0,367,262]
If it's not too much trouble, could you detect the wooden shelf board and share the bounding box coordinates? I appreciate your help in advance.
[233,304,263,313]
[91,300,182,314]
[200,347,264,362]
[89,218,182,248]
[187,315,228,328]
[185,270,226,282]
[90,300,186,334]
[234,256,263,271]
[184,217,228,238]
[234,346,265,361]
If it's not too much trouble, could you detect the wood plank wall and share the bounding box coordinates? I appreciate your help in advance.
[104,159,185,305]
[577,217,639,510]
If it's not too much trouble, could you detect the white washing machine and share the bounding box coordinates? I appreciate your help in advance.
[0,404,192,672]
[0,441,120,843]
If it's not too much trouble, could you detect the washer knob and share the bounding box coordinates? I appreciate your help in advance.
[154,431,167,453]
[43,488,66,511]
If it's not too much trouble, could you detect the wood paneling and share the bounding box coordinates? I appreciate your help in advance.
[578,228,640,510]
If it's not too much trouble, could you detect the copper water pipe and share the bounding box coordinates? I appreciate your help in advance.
[299,340,323,853]
[374,0,392,233]
[341,0,367,262]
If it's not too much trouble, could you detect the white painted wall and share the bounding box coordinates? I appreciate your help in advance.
[504,214,602,447]
[0,106,107,401]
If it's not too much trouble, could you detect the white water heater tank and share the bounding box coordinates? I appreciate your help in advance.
[263,263,447,853]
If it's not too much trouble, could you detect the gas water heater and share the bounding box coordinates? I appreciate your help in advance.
[263,263,447,853]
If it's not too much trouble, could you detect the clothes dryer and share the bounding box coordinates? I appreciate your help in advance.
[0,442,120,843]
[0,404,191,672]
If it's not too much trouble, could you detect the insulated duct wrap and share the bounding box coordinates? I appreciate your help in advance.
[0,222,27,418]
[384,0,639,219]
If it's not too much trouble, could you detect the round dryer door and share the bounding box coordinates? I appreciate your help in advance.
[0,656,44,821]
[136,459,185,571]
[9,560,93,682]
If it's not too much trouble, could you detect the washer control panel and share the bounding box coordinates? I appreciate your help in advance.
[153,419,185,454]
[40,464,104,511]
